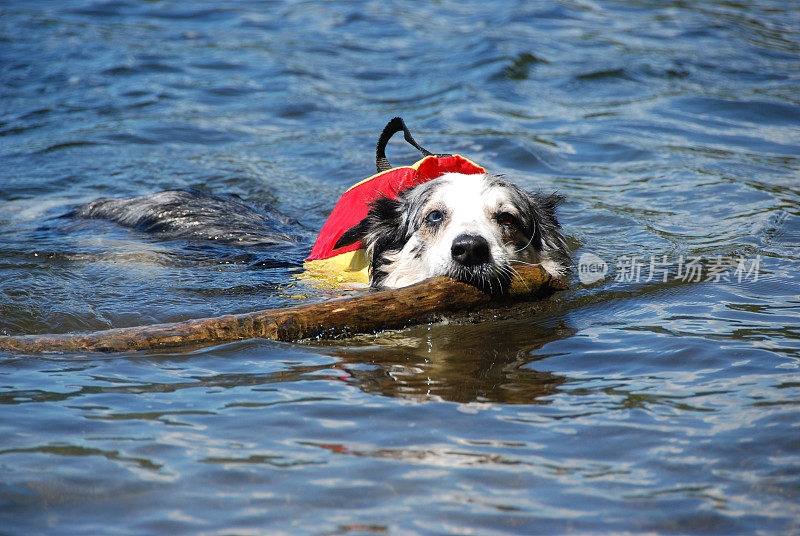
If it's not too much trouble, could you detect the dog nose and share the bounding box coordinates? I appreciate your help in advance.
[451,234,491,266]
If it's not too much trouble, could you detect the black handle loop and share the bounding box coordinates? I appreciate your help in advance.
[375,117,451,172]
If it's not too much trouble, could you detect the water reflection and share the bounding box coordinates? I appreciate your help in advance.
[317,314,575,404]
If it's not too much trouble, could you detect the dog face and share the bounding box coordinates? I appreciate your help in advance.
[334,173,570,289]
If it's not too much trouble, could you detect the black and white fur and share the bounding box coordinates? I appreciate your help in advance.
[334,172,569,290]
[74,175,569,291]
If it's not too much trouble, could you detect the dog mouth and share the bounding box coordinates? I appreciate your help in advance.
[446,262,513,294]
[442,233,511,293]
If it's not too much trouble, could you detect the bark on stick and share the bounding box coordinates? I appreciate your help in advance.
[0,264,566,354]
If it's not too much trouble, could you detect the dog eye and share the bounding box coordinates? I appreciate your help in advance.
[496,212,517,227]
[425,210,444,225]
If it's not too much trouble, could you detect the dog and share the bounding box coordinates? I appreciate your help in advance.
[75,120,570,291]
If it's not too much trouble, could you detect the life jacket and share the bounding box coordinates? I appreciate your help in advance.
[305,118,486,284]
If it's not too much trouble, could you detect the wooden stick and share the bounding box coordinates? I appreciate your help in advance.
[0,264,566,354]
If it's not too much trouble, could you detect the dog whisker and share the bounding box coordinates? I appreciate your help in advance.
[506,264,530,292]
[512,232,536,254]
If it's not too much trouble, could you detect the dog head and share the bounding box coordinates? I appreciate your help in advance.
[334,173,569,289]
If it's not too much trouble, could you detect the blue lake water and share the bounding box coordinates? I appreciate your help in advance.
[1,1,799,534]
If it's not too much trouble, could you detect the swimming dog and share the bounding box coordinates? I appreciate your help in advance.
[76,120,570,291]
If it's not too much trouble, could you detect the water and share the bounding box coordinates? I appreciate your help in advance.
[1,0,799,534]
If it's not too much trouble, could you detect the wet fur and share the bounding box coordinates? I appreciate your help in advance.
[75,175,569,290]
[334,173,570,290]
[76,188,296,245]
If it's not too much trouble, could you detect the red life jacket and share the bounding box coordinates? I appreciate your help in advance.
[305,118,486,284]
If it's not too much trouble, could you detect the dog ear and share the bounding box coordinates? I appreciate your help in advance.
[334,219,370,250]
[528,191,569,265]
[530,192,564,228]
[333,196,405,251]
